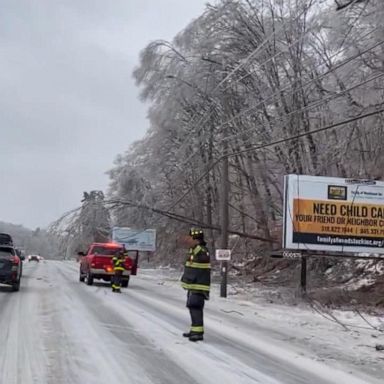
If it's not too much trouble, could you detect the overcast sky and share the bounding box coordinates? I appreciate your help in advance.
[0,0,208,229]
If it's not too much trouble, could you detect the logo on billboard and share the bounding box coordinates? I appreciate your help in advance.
[328,185,347,201]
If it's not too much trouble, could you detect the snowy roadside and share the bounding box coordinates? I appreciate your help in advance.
[137,267,384,378]
[60,261,384,381]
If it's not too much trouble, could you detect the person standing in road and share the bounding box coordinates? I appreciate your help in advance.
[112,248,126,293]
[181,228,211,342]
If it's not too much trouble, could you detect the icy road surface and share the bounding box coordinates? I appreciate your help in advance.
[0,261,383,384]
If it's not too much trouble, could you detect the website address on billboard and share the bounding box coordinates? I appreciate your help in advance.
[317,236,384,247]
[292,232,384,248]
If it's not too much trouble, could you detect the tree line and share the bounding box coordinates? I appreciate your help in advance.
[55,0,384,265]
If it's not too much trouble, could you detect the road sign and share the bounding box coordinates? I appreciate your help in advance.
[215,249,231,261]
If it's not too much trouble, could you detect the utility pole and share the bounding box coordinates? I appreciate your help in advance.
[220,93,230,298]
[220,149,229,298]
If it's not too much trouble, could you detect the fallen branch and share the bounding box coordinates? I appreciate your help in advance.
[355,309,384,333]
[106,198,278,243]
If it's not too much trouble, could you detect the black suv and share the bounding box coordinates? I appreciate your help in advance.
[0,246,22,291]
[0,234,22,291]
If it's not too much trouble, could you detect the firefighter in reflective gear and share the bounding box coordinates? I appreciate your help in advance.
[112,249,126,293]
[181,228,211,342]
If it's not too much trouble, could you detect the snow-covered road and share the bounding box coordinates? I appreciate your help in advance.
[0,261,382,384]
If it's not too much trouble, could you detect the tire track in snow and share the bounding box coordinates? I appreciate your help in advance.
[50,261,199,384]
[55,263,328,384]
[124,278,383,384]
[58,261,382,384]
[0,262,49,384]
[56,262,283,384]
[56,261,384,384]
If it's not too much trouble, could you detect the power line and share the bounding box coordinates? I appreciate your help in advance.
[213,39,384,146]
[170,2,329,162]
[167,107,384,210]
[220,4,373,94]
[212,2,312,91]
[170,64,384,196]
[112,67,383,242]
[109,5,380,239]
[316,122,382,175]
[57,106,383,251]
[220,71,384,145]
[230,107,384,158]
[105,198,275,243]
[170,29,382,177]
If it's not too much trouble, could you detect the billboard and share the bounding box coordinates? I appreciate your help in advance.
[283,175,384,253]
[111,227,156,252]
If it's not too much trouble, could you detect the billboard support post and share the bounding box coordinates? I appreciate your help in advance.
[300,256,307,294]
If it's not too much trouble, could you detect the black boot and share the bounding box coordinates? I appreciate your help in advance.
[182,332,191,338]
[189,333,204,342]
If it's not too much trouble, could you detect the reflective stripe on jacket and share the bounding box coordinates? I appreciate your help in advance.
[112,256,125,272]
[181,244,211,294]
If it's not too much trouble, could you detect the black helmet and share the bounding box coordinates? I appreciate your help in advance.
[189,228,204,240]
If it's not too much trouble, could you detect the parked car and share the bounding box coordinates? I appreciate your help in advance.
[0,245,22,291]
[78,243,133,287]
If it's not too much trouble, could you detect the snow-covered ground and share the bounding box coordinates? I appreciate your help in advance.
[0,261,383,384]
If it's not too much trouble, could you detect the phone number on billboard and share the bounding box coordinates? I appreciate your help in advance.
[321,225,384,235]
[321,226,354,234]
